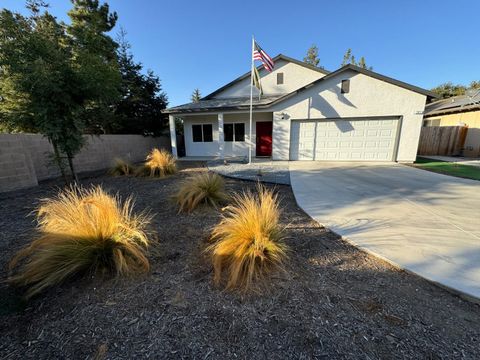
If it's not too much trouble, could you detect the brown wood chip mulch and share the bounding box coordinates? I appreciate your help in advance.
[0,162,478,359]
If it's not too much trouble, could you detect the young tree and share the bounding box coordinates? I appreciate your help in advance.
[111,29,168,135]
[0,0,121,181]
[303,44,320,67]
[0,4,84,181]
[191,88,202,103]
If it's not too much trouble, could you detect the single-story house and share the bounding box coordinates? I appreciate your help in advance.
[164,54,437,162]
[423,92,480,157]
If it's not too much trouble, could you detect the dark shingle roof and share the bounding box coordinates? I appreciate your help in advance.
[424,92,480,117]
[164,96,283,114]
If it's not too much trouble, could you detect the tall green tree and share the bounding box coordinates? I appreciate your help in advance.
[0,0,120,181]
[341,48,352,66]
[303,44,320,67]
[67,0,121,135]
[0,4,83,181]
[341,49,372,70]
[111,29,168,135]
[430,82,466,99]
[191,88,201,103]
[469,81,480,90]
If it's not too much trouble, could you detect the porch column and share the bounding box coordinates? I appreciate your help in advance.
[168,114,178,158]
[218,113,224,159]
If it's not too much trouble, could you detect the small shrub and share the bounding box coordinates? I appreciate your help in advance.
[136,148,176,177]
[109,158,134,176]
[9,185,152,299]
[208,185,288,291]
[174,172,228,213]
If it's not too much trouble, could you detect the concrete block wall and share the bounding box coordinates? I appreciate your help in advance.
[0,134,170,193]
[0,135,38,192]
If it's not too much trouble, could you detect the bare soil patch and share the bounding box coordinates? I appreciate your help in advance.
[0,162,479,359]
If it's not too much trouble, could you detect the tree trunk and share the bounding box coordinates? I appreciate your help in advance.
[52,141,68,184]
[66,152,79,183]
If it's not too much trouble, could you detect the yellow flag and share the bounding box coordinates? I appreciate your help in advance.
[253,66,263,97]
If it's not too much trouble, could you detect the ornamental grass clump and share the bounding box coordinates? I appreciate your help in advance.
[208,185,288,291]
[109,158,134,176]
[174,172,229,213]
[9,185,152,299]
[136,148,176,177]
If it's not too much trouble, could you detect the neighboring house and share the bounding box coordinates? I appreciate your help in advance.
[164,54,436,162]
[423,93,480,157]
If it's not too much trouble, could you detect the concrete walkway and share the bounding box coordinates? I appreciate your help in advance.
[207,158,290,185]
[289,161,480,301]
[420,155,480,168]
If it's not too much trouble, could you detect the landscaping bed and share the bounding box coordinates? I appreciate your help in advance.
[0,162,479,359]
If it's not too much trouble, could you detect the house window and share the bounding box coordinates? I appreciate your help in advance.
[277,72,284,85]
[234,123,245,141]
[224,123,245,142]
[224,124,234,141]
[341,79,350,94]
[423,119,441,127]
[192,124,213,142]
[192,125,202,142]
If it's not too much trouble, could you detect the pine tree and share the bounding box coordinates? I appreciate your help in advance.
[350,55,357,66]
[341,49,352,66]
[358,57,366,69]
[341,49,372,70]
[303,44,320,67]
[112,29,168,135]
[191,88,201,103]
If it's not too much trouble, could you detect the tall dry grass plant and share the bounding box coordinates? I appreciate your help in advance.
[208,185,288,291]
[136,148,176,177]
[9,185,152,298]
[174,172,228,212]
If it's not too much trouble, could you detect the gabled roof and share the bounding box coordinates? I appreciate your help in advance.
[424,92,480,117]
[202,54,330,100]
[164,58,437,114]
[276,64,438,100]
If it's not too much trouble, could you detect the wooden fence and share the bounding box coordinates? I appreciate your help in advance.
[417,126,468,156]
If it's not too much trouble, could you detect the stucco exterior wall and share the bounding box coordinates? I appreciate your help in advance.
[425,110,480,157]
[0,134,170,193]
[182,112,272,157]
[270,70,427,162]
[212,59,325,99]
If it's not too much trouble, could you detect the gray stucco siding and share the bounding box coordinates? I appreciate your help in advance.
[270,70,427,162]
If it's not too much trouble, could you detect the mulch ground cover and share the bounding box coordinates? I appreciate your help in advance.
[0,162,478,359]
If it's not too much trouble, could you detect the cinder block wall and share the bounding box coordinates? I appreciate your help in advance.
[0,134,171,193]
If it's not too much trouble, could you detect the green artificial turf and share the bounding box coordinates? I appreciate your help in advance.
[414,157,480,181]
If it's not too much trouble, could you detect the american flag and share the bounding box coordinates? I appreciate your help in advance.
[253,41,274,72]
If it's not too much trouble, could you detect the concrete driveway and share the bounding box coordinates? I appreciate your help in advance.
[289,161,480,300]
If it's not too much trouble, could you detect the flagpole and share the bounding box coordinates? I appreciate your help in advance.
[248,36,254,165]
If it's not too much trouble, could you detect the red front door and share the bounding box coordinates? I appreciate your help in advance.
[256,121,273,157]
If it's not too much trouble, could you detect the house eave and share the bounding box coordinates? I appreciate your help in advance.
[424,104,480,118]
[163,104,274,115]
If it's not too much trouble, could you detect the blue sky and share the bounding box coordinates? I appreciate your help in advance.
[2,0,479,106]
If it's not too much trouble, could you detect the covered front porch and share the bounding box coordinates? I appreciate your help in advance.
[168,112,274,160]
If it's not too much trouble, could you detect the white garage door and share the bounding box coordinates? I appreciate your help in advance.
[290,118,400,161]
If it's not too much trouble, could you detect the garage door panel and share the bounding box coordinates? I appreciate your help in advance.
[290,118,399,161]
